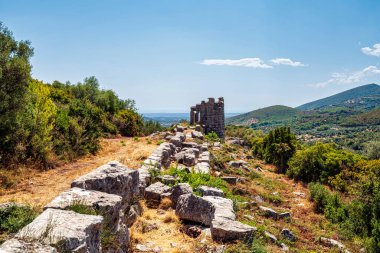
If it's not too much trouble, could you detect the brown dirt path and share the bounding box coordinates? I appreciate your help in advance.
[0,137,157,207]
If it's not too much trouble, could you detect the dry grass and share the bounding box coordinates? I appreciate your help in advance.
[0,137,156,206]
[130,201,209,252]
[159,197,173,210]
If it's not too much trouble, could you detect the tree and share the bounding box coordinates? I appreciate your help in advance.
[0,22,33,165]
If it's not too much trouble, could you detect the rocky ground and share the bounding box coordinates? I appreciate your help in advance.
[0,126,356,252]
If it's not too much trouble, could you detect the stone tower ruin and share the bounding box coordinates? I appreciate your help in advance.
[190,97,225,139]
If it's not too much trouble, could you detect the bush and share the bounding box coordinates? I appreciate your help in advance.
[205,131,221,142]
[0,204,38,233]
[308,182,330,213]
[288,143,362,184]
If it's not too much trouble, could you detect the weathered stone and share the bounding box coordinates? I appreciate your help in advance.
[194,162,210,174]
[170,137,182,147]
[195,125,202,131]
[213,142,221,147]
[175,125,185,132]
[138,166,152,196]
[183,152,196,166]
[281,228,296,242]
[191,131,204,140]
[0,239,57,253]
[175,193,215,226]
[182,142,199,149]
[17,208,103,253]
[162,183,193,207]
[198,151,210,163]
[202,196,235,221]
[174,151,185,163]
[200,144,208,152]
[221,176,239,185]
[157,175,177,185]
[45,187,123,230]
[182,147,200,158]
[198,186,224,197]
[264,231,278,242]
[211,219,256,242]
[71,161,139,204]
[259,206,278,219]
[181,225,202,238]
[228,160,248,168]
[126,203,142,227]
[279,212,291,220]
[280,243,290,252]
[145,182,170,207]
[320,237,350,253]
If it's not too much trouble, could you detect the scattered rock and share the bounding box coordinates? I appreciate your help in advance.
[191,131,204,140]
[183,152,196,166]
[198,186,224,197]
[244,214,254,220]
[200,143,208,152]
[181,225,202,238]
[254,195,264,203]
[259,206,278,219]
[0,239,57,253]
[280,243,290,251]
[182,147,200,158]
[175,125,185,132]
[221,176,239,185]
[281,228,296,242]
[195,125,202,131]
[142,222,159,233]
[17,208,103,253]
[264,231,278,242]
[145,182,170,207]
[213,142,221,148]
[175,194,215,226]
[320,237,350,253]
[211,219,256,242]
[279,212,291,220]
[182,142,199,149]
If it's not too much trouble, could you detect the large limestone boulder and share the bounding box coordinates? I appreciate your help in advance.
[211,219,256,242]
[137,166,151,196]
[0,239,57,253]
[71,161,139,204]
[17,208,103,253]
[44,187,124,232]
[198,186,224,197]
[183,152,196,167]
[161,183,193,207]
[144,182,170,207]
[202,196,236,221]
[198,151,210,163]
[175,194,215,226]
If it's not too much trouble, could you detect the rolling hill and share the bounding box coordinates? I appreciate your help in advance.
[297,83,380,111]
[226,105,299,125]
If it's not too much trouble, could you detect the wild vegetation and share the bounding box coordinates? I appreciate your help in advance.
[226,125,380,252]
[0,23,163,170]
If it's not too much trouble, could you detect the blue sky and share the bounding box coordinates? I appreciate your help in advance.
[1,0,380,113]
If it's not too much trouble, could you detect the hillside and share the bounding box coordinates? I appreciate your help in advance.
[297,83,380,111]
[343,107,380,126]
[226,105,299,125]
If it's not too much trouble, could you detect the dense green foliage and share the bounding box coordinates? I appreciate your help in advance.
[225,125,265,147]
[252,127,296,172]
[0,23,163,168]
[287,143,362,184]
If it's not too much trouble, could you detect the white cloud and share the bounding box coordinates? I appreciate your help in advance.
[311,66,380,88]
[361,43,380,57]
[200,58,273,69]
[270,58,306,67]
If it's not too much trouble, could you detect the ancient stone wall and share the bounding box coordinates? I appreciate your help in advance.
[190,97,225,138]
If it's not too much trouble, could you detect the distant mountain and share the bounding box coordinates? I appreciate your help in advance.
[226,105,299,126]
[297,84,380,111]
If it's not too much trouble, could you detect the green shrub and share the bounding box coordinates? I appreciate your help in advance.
[67,201,98,215]
[308,182,330,213]
[0,204,38,233]
[205,132,220,142]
